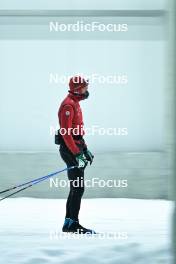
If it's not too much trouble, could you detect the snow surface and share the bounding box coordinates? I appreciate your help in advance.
[0,198,174,264]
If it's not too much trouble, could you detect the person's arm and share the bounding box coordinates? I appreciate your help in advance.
[81,137,94,165]
[60,104,80,155]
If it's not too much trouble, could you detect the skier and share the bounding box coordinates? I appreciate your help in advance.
[56,76,95,234]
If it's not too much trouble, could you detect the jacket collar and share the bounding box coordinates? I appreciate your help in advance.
[68,93,81,102]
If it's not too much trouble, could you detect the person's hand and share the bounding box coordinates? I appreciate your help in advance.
[84,149,94,165]
[75,153,88,169]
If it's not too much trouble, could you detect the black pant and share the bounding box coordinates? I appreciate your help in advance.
[59,145,85,221]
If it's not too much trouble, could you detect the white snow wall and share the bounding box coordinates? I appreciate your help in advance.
[0,15,167,152]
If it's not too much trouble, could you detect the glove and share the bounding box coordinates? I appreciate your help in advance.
[84,149,94,165]
[75,153,88,169]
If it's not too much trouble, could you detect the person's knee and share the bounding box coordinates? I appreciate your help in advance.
[71,186,85,197]
[79,186,85,196]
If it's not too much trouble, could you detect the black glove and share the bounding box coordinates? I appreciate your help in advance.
[75,153,88,169]
[84,149,94,165]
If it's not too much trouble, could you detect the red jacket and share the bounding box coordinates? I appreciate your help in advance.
[58,93,86,155]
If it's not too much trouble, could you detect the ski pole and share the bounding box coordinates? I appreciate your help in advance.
[0,166,76,194]
[0,166,76,202]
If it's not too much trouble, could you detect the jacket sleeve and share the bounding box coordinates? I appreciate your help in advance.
[60,104,80,155]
